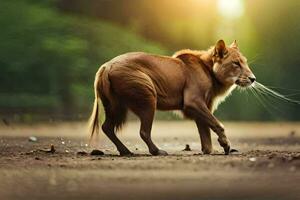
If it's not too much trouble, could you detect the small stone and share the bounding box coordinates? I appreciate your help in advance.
[35,144,55,153]
[49,144,55,153]
[268,153,276,159]
[28,136,37,142]
[249,157,257,162]
[292,155,300,160]
[2,118,9,126]
[90,149,104,156]
[77,151,88,156]
[35,157,41,160]
[289,131,296,137]
[193,153,202,156]
[183,144,191,151]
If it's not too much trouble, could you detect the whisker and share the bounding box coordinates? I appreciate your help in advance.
[265,85,300,92]
[260,84,300,96]
[249,87,275,116]
[255,86,290,103]
[251,86,287,116]
[254,85,281,99]
[237,86,250,102]
[247,53,262,65]
[257,86,300,97]
[242,82,299,119]
[254,82,300,105]
[285,93,300,97]
[250,87,268,108]
[244,88,250,103]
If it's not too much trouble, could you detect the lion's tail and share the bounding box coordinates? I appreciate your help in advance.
[88,66,109,140]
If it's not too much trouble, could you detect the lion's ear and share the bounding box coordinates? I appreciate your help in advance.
[214,39,227,58]
[230,40,238,49]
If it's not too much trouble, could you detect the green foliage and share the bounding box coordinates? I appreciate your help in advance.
[0,0,166,117]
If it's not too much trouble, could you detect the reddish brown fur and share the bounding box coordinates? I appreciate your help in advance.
[89,40,255,156]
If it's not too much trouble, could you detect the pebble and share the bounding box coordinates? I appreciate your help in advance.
[77,151,88,156]
[90,149,104,156]
[249,157,257,162]
[49,145,56,153]
[2,118,9,126]
[28,136,37,142]
[289,131,296,137]
[183,144,191,151]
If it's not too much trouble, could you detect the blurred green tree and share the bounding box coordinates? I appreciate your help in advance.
[0,0,166,120]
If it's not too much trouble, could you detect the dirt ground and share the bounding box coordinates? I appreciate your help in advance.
[0,121,299,200]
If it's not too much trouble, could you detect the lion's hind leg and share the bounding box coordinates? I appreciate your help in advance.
[109,68,167,156]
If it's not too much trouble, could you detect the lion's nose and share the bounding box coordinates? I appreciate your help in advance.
[248,76,256,83]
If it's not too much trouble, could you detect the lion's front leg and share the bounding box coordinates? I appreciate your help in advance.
[184,100,231,155]
[195,120,213,154]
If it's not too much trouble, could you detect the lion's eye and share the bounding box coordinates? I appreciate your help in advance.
[233,61,241,67]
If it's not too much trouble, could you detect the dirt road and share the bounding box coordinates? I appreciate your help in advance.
[0,121,299,200]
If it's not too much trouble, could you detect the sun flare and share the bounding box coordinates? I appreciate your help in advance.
[217,0,244,19]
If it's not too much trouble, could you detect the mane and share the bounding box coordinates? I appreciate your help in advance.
[172,47,214,58]
[172,49,202,58]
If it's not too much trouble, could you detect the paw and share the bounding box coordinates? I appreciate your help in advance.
[151,149,168,156]
[223,145,230,155]
[202,148,213,155]
[217,137,231,155]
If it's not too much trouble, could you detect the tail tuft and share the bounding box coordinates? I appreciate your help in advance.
[88,68,105,141]
[89,96,99,139]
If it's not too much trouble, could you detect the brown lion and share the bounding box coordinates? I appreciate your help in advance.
[89,40,256,156]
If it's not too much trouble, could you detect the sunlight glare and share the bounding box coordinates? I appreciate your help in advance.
[217,0,244,19]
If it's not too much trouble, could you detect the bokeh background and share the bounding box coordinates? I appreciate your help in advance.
[0,0,299,122]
